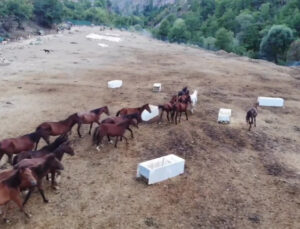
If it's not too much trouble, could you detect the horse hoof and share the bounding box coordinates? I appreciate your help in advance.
[109,140,114,144]
[3,218,10,224]
[25,213,32,219]
[52,186,59,190]
[44,199,49,203]
[96,146,101,151]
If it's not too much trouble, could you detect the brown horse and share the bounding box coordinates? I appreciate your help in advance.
[14,154,64,205]
[77,106,110,137]
[93,119,138,149]
[116,104,151,123]
[36,113,79,148]
[158,95,179,123]
[172,95,192,124]
[246,103,259,131]
[101,113,139,139]
[0,131,49,165]
[0,168,37,221]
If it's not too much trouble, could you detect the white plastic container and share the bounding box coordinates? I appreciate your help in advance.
[218,108,231,123]
[137,154,185,184]
[257,97,284,107]
[141,104,159,121]
[153,83,162,92]
[108,80,122,88]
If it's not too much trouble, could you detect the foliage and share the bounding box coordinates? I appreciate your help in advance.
[215,27,234,52]
[260,25,294,63]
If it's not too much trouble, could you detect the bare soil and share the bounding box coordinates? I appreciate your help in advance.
[0,26,299,229]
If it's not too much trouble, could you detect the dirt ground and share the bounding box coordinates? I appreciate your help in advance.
[0,26,299,229]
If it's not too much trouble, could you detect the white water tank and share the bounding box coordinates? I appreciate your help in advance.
[257,97,284,107]
[107,80,122,88]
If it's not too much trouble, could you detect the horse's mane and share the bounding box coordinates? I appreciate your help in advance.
[2,169,21,188]
[40,134,68,152]
[27,131,41,142]
[91,107,106,115]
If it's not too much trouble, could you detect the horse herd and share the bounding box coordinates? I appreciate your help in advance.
[0,86,199,222]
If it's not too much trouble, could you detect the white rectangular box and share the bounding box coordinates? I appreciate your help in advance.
[153,83,161,92]
[218,108,231,123]
[141,104,159,122]
[257,97,284,107]
[108,80,122,88]
[137,154,185,184]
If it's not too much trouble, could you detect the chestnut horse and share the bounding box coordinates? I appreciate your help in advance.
[14,154,64,205]
[172,95,192,124]
[158,95,179,123]
[101,113,139,139]
[246,103,258,131]
[0,131,48,165]
[93,119,138,149]
[116,104,151,123]
[77,106,110,137]
[0,167,37,221]
[36,113,79,148]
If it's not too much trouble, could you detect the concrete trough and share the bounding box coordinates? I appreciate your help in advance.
[153,83,162,92]
[218,108,231,123]
[141,104,159,122]
[137,154,185,184]
[257,97,284,107]
[108,80,122,88]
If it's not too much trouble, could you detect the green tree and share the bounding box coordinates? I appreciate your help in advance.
[33,0,63,28]
[5,0,33,21]
[158,19,170,40]
[168,19,190,42]
[215,27,234,52]
[260,25,294,63]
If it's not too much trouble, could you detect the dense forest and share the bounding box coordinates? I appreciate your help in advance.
[0,0,299,64]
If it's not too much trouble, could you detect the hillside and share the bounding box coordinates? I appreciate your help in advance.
[0,26,299,228]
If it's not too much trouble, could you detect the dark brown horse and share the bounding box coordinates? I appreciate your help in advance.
[101,113,139,139]
[14,154,64,205]
[36,113,79,148]
[0,131,49,165]
[172,95,192,124]
[246,103,258,131]
[93,119,138,149]
[12,135,74,189]
[116,104,151,123]
[0,167,37,221]
[158,95,179,123]
[77,106,110,137]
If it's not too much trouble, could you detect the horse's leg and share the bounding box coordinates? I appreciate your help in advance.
[11,190,31,218]
[185,110,188,120]
[35,138,40,150]
[166,111,170,122]
[127,127,134,138]
[22,186,34,206]
[51,170,57,189]
[114,137,119,148]
[175,111,178,125]
[158,110,164,123]
[77,122,82,138]
[37,181,48,203]
[7,154,13,165]
[122,136,129,145]
[254,117,256,127]
[89,122,94,135]
[179,112,182,123]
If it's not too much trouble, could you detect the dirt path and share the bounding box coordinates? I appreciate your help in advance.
[0,26,299,229]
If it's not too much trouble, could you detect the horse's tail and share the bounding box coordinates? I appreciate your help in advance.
[116,109,121,117]
[92,127,100,145]
[246,111,251,123]
[12,155,18,166]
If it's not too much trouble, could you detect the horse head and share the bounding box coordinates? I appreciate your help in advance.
[143,104,151,113]
[59,141,75,156]
[19,167,37,187]
[103,106,110,116]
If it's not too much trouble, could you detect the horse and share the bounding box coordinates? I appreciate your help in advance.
[101,113,139,139]
[190,90,198,113]
[172,95,192,124]
[14,154,64,205]
[246,103,258,131]
[0,131,49,165]
[12,135,74,189]
[158,95,179,123]
[36,113,79,148]
[116,104,151,123]
[93,119,138,149]
[77,106,110,137]
[0,167,37,221]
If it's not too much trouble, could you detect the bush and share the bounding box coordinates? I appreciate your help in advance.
[168,19,190,43]
[203,36,217,50]
[215,27,234,52]
[33,0,63,28]
[260,25,294,63]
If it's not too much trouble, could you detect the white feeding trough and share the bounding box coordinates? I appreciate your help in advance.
[153,83,162,92]
[108,80,122,88]
[257,97,284,107]
[86,33,121,42]
[218,108,232,123]
[141,104,159,122]
[137,154,185,184]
